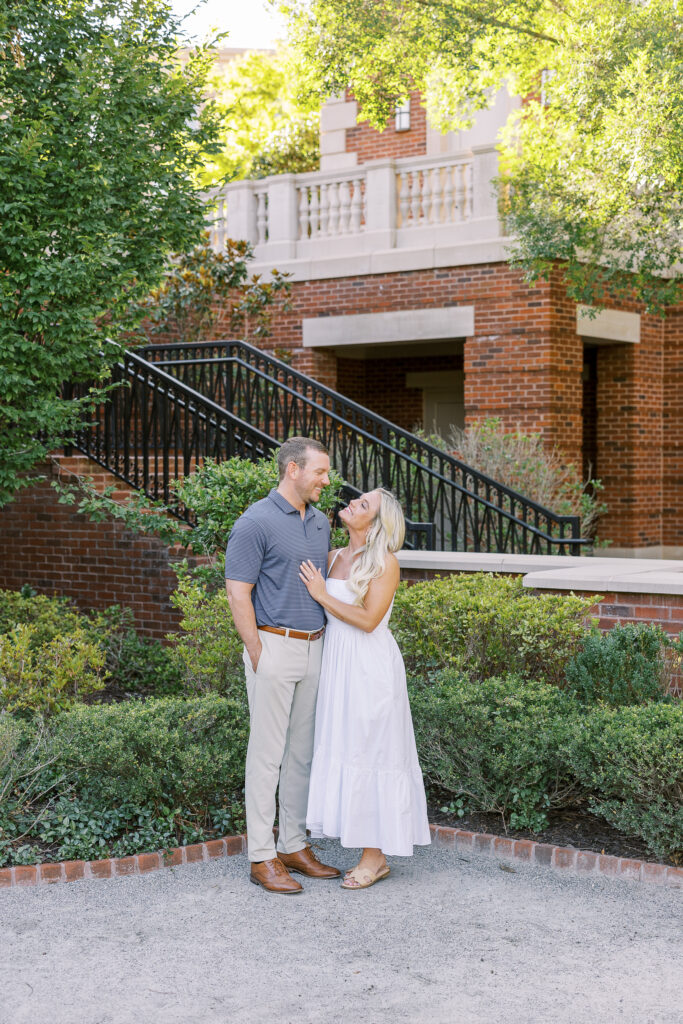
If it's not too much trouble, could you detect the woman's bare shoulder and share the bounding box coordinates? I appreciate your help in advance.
[385,551,400,574]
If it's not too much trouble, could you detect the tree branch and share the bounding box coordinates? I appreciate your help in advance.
[413,0,560,45]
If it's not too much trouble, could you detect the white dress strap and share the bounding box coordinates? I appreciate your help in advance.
[328,548,344,574]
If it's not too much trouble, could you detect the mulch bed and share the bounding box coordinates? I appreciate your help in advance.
[427,802,679,868]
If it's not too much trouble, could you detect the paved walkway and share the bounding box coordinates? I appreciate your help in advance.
[1,840,681,1024]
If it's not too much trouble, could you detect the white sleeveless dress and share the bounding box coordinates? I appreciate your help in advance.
[306,563,431,856]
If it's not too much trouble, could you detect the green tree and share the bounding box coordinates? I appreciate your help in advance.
[135,233,292,345]
[0,0,221,505]
[279,0,683,312]
[201,48,319,185]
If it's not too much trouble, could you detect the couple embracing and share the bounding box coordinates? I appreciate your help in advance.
[225,436,431,894]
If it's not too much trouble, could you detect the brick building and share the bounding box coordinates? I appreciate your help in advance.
[212,89,683,557]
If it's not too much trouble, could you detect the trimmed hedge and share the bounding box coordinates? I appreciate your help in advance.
[564,622,679,706]
[391,574,596,687]
[567,702,683,861]
[409,672,583,831]
[0,697,249,866]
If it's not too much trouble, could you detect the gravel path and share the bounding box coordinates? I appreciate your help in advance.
[1,840,681,1024]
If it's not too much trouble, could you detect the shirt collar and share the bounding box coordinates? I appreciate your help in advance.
[268,488,314,520]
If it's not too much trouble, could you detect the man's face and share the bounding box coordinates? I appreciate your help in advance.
[290,449,331,504]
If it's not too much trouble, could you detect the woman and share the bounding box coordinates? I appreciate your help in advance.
[299,488,431,890]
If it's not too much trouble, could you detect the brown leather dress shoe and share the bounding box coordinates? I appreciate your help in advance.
[250,858,303,894]
[278,846,341,879]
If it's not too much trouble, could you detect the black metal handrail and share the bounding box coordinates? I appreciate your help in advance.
[66,351,434,548]
[140,339,587,554]
[67,351,277,517]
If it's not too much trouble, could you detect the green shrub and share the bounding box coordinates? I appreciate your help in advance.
[169,579,245,698]
[417,418,608,545]
[30,791,234,864]
[0,590,183,704]
[51,695,248,813]
[0,588,84,647]
[565,623,680,706]
[0,624,106,715]
[392,574,595,687]
[0,697,249,865]
[0,713,64,867]
[90,605,183,698]
[409,671,582,831]
[567,702,683,861]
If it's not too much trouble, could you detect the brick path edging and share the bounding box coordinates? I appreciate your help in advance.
[1,825,681,889]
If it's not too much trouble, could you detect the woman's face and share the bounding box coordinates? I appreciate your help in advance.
[339,490,381,535]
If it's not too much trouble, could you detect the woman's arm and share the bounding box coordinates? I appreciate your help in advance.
[299,555,399,633]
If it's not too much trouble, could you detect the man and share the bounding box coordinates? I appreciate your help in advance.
[225,436,341,893]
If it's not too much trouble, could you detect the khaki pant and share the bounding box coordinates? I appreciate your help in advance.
[243,629,324,863]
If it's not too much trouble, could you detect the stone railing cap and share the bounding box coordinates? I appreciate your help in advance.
[396,551,683,596]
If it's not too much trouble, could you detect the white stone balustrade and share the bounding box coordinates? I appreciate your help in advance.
[207,147,506,280]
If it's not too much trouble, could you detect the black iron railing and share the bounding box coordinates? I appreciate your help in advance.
[67,351,276,517]
[138,340,586,554]
[65,350,434,547]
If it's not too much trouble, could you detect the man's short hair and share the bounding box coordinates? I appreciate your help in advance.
[277,436,329,480]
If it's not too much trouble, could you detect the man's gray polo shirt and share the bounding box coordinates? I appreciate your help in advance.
[225,489,330,631]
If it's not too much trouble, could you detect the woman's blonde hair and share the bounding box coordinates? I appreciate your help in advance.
[347,488,406,606]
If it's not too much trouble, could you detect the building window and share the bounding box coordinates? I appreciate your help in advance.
[395,99,411,132]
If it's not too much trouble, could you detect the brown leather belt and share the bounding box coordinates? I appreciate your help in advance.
[258,624,326,642]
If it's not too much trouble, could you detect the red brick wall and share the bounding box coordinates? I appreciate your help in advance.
[594,316,664,548]
[345,91,427,164]
[462,269,584,464]
[337,353,463,430]
[0,460,206,640]
[663,306,683,550]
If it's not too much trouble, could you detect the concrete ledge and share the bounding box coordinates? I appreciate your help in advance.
[249,238,510,282]
[303,306,475,348]
[396,551,683,596]
[577,306,640,344]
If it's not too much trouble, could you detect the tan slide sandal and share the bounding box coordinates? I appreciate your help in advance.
[340,865,391,890]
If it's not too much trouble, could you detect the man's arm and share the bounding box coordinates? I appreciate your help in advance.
[226,579,262,672]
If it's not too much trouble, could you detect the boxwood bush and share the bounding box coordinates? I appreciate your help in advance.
[409,671,583,831]
[564,622,680,706]
[0,696,249,866]
[0,589,182,710]
[567,701,683,861]
[392,574,596,686]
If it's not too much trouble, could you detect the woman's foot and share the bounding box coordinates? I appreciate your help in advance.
[341,863,391,890]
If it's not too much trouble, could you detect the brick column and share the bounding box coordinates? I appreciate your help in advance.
[292,347,338,390]
[464,269,583,465]
[663,306,683,551]
[595,316,664,550]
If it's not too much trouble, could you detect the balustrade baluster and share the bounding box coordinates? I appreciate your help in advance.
[319,183,330,235]
[338,180,350,234]
[463,162,473,220]
[327,181,340,236]
[423,167,434,225]
[310,185,321,236]
[298,186,310,239]
[453,164,465,222]
[350,177,363,232]
[398,172,410,226]
[409,170,421,223]
[443,166,455,222]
